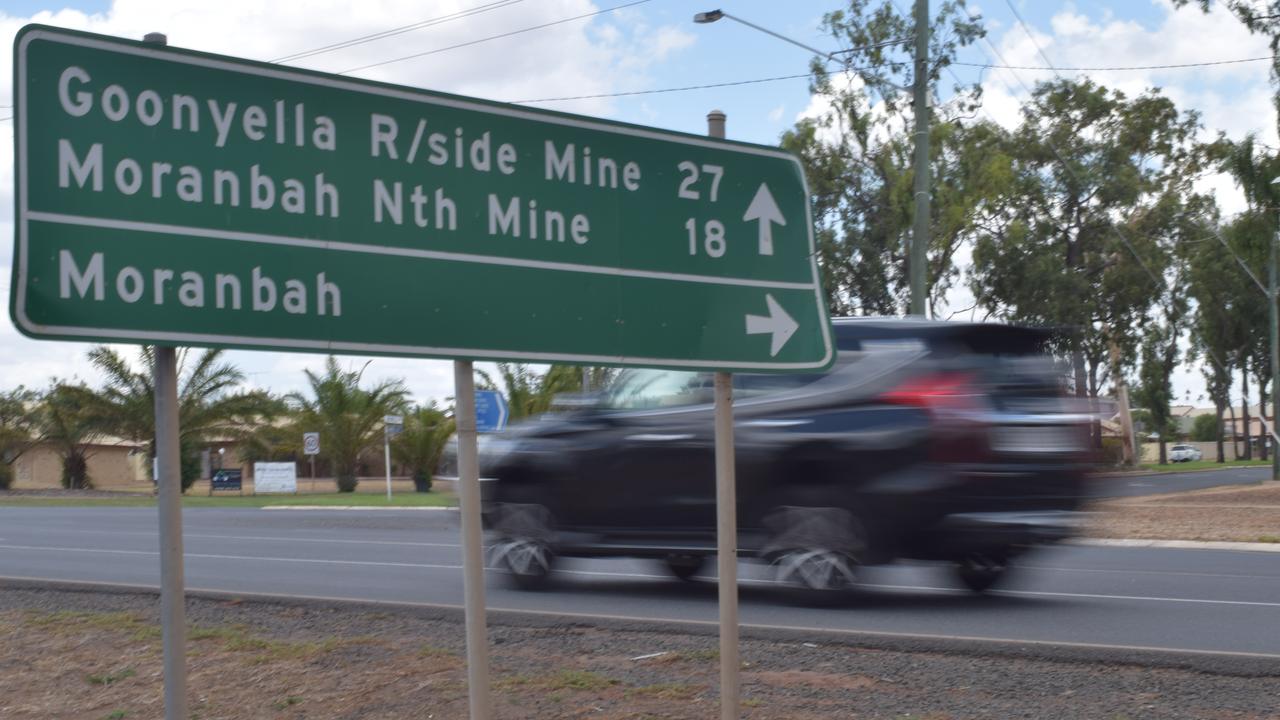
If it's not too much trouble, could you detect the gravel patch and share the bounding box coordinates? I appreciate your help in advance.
[1088,482,1280,543]
[1,583,1277,719]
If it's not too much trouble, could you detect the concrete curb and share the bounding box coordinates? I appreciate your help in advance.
[1074,538,1280,553]
[260,505,458,511]
[1092,466,1271,479]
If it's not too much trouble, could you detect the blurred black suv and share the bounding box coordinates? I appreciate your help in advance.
[458,318,1093,596]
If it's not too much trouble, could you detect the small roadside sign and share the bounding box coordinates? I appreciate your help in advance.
[475,390,508,433]
[302,432,320,456]
[384,414,404,437]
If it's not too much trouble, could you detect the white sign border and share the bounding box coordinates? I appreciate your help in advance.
[12,25,834,372]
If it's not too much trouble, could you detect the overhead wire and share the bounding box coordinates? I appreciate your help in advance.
[271,0,525,64]
[337,0,652,75]
[953,2,1169,292]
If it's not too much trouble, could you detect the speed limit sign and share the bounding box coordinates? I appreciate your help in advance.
[303,432,320,456]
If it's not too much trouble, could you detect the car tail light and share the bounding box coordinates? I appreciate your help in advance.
[880,371,985,414]
[880,371,991,462]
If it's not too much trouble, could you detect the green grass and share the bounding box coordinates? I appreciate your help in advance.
[24,610,160,642]
[0,491,456,508]
[271,696,303,710]
[86,668,136,686]
[498,670,620,692]
[190,623,367,664]
[1138,459,1269,473]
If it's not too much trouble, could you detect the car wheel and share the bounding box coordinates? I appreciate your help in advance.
[664,554,706,581]
[955,551,1011,593]
[772,548,858,603]
[491,538,554,590]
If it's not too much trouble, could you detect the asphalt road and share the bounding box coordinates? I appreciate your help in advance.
[2,503,1279,658]
[1092,465,1272,497]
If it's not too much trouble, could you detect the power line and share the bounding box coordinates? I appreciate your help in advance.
[271,0,524,64]
[510,72,813,104]
[954,3,1168,292]
[338,0,651,75]
[1004,0,1058,72]
[954,55,1275,72]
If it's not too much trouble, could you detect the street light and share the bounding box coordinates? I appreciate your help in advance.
[693,9,840,63]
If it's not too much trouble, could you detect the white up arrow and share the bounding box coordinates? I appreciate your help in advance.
[745,294,799,357]
[743,183,786,256]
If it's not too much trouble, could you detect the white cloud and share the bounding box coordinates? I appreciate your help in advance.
[0,0,695,404]
[768,103,784,123]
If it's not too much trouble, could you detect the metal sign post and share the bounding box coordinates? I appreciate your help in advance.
[707,110,739,720]
[383,415,403,501]
[139,31,188,720]
[454,361,492,719]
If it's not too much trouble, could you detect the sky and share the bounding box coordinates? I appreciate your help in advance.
[0,0,1274,408]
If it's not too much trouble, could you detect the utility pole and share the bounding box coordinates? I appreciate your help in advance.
[910,0,930,316]
[1271,211,1279,480]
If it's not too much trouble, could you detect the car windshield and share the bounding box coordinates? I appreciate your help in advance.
[598,369,715,410]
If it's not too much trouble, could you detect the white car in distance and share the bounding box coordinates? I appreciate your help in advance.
[1169,444,1203,463]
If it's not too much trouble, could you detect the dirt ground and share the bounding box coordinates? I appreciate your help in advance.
[1,586,1278,720]
[1087,481,1280,542]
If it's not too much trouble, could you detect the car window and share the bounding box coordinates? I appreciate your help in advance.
[598,369,714,410]
[733,371,827,399]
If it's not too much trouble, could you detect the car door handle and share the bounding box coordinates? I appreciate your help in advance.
[625,433,695,442]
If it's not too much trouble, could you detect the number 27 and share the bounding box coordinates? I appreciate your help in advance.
[677,162,724,201]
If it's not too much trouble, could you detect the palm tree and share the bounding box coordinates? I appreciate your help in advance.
[0,386,38,490]
[288,357,409,493]
[35,382,103,489]
[392,403,455,492]
[478,363,613,420]
[88,346,283,491]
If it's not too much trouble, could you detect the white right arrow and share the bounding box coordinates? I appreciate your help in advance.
[745,294,799,357]
[743,183,786,256]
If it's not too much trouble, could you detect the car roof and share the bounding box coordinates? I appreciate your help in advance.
[830,316,1053,354]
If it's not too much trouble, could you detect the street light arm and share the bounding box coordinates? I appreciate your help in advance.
[716,11,837,62]
[693,9,912,92]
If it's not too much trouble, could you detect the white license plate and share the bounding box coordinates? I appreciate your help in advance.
[991,425,1081,453]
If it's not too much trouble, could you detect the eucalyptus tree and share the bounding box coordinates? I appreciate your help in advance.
[780,0,994,315]
[1217,136,1280,459]
[969,78,1207,401]
[1134,288,1190,465]
[288,356,409,492]
[88,345,283,490]
[1185,225,1249,462]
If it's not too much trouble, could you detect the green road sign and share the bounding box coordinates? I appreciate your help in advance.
[11,25,833,371]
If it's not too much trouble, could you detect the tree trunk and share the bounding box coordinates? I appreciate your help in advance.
[1215,402,1226,463]
[1261,378,1270,462]
[62,450,90,490]
[1158,437,1167,465]
[1228,403,1240,460]
[1243,363,1253,461]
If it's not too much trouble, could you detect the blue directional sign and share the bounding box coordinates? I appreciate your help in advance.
[475,391,509,433]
